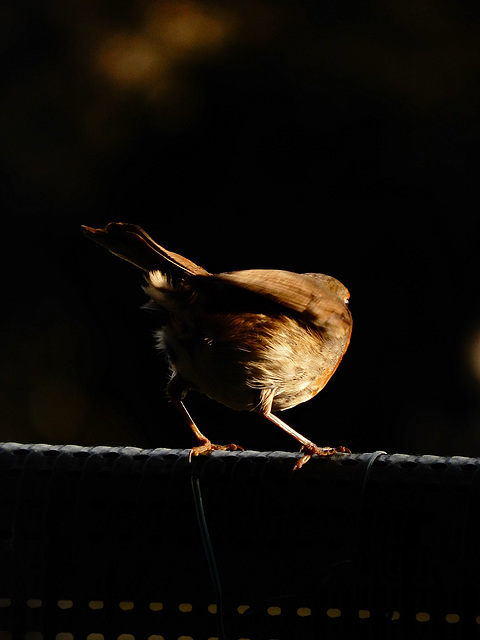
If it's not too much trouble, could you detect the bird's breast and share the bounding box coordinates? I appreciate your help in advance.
[156,309,350,414]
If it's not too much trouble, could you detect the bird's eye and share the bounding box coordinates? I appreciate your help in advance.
[344,296,350,305]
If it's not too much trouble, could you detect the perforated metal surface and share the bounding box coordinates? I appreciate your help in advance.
[1,443,480,639]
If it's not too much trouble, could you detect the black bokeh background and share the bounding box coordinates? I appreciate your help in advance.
[1,0,480,457]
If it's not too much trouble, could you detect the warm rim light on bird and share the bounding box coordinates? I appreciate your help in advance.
[83,222,352,469]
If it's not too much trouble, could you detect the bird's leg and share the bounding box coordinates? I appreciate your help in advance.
[259,389,350,470]
[167,375,243,459]
[264,412,350,470]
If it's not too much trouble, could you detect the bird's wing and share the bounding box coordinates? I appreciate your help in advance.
[213,269,351,336]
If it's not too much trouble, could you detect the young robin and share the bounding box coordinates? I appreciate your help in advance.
[82,223,352,469]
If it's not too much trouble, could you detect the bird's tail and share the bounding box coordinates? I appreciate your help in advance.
[82,222,209,276]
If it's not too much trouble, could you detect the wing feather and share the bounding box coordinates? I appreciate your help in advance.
[213,269,351,336]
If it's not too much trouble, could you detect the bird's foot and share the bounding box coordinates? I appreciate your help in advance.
[293,443,351,471]
[189,440,244,461]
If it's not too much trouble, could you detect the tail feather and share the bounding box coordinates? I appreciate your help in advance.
[82,223,209,276]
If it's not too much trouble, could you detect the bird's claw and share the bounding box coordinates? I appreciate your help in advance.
[293,444,351,471]
[189,440,244,461]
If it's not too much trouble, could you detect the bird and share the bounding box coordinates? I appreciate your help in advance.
[82,222,352,469]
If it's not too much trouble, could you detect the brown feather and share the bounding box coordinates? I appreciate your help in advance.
[212,269,351,336]
[82,222,208,276]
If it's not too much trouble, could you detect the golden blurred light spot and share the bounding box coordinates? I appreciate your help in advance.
[57,600,73,609]
[327,608,341,618]
[358,609,370,619]
[446,613,460,623]
[119,601,135,610]
[465,327,480,383]
[145,1,235,55]
[89,600,104,610]
[149,602,164,611]
[237,605,250,614]
[267,606,281,616]
[208,603,217,613]
[416,612,430,622]
[96,33,168,89]
[95,1,236,94]
[178,602,193,612]
[27,599,42,608]
[297,607,311,617]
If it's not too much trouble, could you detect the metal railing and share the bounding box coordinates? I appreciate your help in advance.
[0,442,479,639]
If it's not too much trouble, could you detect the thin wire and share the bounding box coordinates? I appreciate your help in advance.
[246,451,389,618]
[360,450,388,506]
[354,450,388,630]
[190,474,227,640]
[190,452,386,634]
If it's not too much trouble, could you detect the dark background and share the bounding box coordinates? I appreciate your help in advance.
[1,0,480,457]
